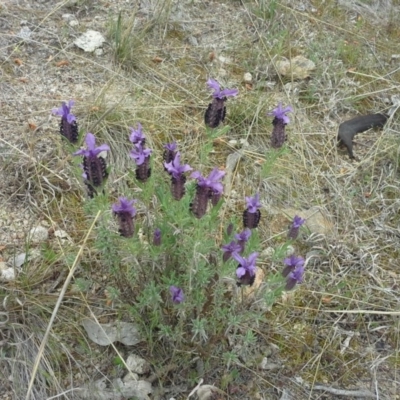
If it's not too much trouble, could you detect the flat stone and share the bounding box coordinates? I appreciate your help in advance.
[74,30,105,52]
[275,55,316,79]
[28,226,49,243]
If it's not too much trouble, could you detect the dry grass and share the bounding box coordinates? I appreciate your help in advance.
[0,0,400,399]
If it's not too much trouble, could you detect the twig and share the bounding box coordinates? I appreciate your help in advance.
[313,384,376,398]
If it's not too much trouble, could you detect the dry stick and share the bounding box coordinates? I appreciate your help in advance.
[25,211,101,400]
[313,385,375,398]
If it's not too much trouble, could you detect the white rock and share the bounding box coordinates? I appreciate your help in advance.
[18,26,32,40]
[74,30,105,52]
[81,319,141,346]
[228,139,238,146]
[69,20,79,27]
[62,13,74,20]
[126,354,150,374]
[12,253,27,268]
[1,267,15,281]
[123,372,139,382]
[94,48,103,56]
[28,226,49,243]
[0,261,7,271]
[243,72,252,83]
[275,55,316,79]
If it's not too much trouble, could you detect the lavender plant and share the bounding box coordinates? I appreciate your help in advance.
[58,96,307,379]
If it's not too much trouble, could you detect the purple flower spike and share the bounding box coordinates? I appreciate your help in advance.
[288,215,306,240]
[189,184,210,219]
[153,228,161,246]
[190,168,225,216]
[232,252,258,286]
[243,193,261,229]
[52,100,78,143]
[221,240,242,263]
[282,255,305,278]
[205,79,238,128]
[112,197,137,238]
[268,103,293,148]
[163,142,178,166]
[234,228,252,252]
[129,123,146,145]
[73,133,110,197]
[129,129,152,182]
[170,286,184,304]
[165,152,192,200]
[285,264,305,290]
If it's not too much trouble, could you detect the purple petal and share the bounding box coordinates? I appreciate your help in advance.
[207,78,221,92]
[85,133,96,150]
[219,88,239,98]
[236,266,247,278]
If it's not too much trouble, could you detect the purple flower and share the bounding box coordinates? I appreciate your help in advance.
[235,228,252,252]
[207,79,239,100]
[288,215,306,240]
[129,123,146,145]
[282,255,305,278]
[235,229,252,242]
[165,152,192,200]
[164,142,177,152]
[163,142,178,166]
[153,228,161,246]
[52,100,79,143]
[245,193,261,213]
[268,103,293,148]
[112,197,137,217]
[52,100,76,124]
[73,133,110,158]
[191,168,225,195]
[205,79,238,128]
[73,133,110,197]
[221,240,242,262]
[170,286,184,304]
[190,168,225,217]
[232,252,258,286]
[130,143,152,166]
[267,103,293,124]
[164,152,192,179]
[243,193,261,229]
[112,197,137,238]
[285,264,305,290]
